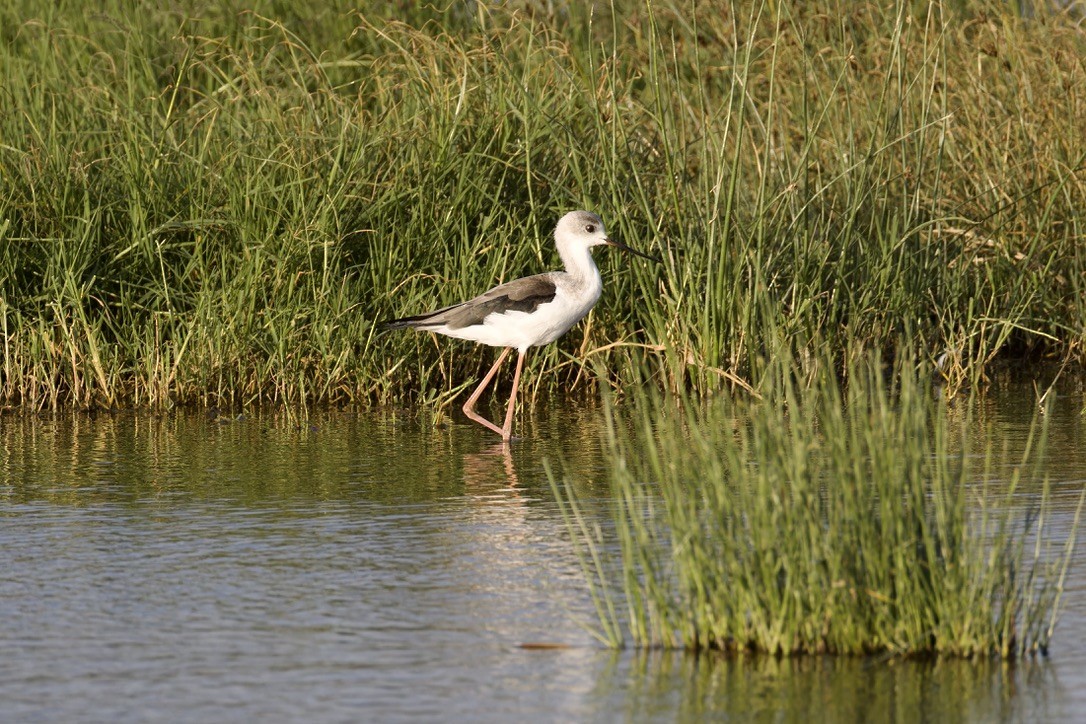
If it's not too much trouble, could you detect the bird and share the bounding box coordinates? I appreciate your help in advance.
[384,210,659,442]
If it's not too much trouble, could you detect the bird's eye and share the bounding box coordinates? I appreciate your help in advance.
[585,224,596,234]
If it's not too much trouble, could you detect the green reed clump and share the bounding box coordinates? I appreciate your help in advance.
[553,348,1083,657]
[0,0,1084,409]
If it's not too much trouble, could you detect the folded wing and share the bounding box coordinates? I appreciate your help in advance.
[384,274,558,331]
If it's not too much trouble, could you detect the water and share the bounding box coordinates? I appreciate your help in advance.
[1,388,1085,723]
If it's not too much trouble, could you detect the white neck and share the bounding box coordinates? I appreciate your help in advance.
[557,242,600,285]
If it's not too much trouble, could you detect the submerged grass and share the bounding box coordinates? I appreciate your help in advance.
[1,0,1085,409]
[551,346,1084,657]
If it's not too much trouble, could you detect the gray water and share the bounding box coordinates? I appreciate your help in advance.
[2,388,1085,723]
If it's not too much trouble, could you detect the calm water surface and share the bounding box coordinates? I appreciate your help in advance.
[2,386,1085,723]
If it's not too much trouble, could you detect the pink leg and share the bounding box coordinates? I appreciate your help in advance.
[500,350,526,442]
[462,347,511,437]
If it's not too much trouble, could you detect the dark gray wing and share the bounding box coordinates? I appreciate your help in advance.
[384,274,557,331]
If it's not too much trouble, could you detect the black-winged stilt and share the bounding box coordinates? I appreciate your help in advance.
[385,211,659,442]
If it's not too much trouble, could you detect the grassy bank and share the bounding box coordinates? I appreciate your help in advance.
[551,347,1084,657]
[1,0,1084,409]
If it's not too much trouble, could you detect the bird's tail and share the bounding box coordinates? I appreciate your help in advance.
[382,306,455,331]
[382,316,424,331]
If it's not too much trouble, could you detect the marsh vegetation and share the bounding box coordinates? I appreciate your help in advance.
[2,0,1083,659]
[1,0,1084,409]
[553,347,1083,657]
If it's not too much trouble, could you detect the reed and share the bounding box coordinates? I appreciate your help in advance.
[1,0,1084,409]
[551,345,1084,656]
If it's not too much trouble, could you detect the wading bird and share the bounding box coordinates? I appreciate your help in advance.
[385,210,659,442]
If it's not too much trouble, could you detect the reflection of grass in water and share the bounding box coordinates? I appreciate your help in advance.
[551,347,1084,657]
[2,1,1086,410]
[596,649,1057,719]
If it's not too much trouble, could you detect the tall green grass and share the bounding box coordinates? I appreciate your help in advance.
[551,346,1084,657]
[0,0,1084,409]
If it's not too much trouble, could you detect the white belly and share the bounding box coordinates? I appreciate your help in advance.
[435,284,601,352]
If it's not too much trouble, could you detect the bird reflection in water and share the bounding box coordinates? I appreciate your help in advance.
[461,442,521,491]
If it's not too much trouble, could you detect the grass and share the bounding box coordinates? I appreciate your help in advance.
[0,0,1085,410]
[550,344,1085,657]
[4,0,1082,658]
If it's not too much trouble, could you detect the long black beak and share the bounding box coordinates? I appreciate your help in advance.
[605,237,662,263]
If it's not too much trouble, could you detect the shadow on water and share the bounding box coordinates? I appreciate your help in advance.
[0,386,1084,721]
